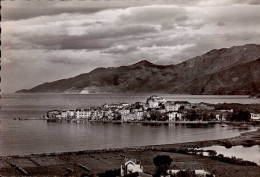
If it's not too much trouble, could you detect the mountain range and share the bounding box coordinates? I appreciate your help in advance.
[16,44,260,96]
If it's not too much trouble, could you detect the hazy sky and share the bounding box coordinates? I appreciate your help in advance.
[2,0,260,93]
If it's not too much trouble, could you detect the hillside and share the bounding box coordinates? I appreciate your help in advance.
[16,44,260,95]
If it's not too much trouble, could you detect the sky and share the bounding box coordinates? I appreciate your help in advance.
[1,0,260,93]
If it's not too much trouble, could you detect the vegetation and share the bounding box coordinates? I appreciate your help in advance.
[153,155,173,177]
[214,103,260,113]
[164,147,258,167]
[213,154,258,166]
[98,169,120,177]
[227,111,251,122]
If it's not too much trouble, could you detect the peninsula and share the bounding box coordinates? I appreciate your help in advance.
[45,96,260,123]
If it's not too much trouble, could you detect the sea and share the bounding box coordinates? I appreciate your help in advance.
[0,93,259,156]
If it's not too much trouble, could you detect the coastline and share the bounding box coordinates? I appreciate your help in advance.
[1,128,259,158]
[1,128,259,176]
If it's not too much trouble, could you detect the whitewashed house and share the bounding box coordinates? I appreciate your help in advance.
[120,159,143,176]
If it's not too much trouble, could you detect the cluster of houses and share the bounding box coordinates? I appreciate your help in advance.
[119,158,214,177]
[46,96,259,122]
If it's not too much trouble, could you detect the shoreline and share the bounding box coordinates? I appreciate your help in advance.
[1,128,259,159]
[17,117,260,126]
[1,129,259,176]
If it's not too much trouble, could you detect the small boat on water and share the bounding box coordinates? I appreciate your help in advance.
[221,124,229,127]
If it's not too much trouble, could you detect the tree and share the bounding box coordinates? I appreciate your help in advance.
[153,155,173,177]
[229,111,251,122]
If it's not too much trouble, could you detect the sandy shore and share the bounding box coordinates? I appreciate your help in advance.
[0,129,259,177]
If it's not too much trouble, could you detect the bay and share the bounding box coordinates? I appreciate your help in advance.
[0,93,259,156]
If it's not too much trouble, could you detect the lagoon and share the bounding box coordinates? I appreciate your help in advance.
[201,145,260,165]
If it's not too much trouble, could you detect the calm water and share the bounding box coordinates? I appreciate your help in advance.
[202,145,260,165]
[0,93,259,156]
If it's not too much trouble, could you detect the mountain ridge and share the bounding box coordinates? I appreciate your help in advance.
[16,44,260,95]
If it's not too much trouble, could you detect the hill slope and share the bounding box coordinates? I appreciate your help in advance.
[16,44,260,95]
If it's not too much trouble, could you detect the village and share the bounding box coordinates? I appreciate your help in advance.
[46,96,260,123]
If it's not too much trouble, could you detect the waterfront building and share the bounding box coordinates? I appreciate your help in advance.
[135,111,144,120]
[47,110,61,118]
[103,109,112,117]
[118,109,131,116]
[95,109,104,119]
[167,111,183,121]
[130,107,143,113]
[61,111,68,119]
[67,110,75,117]
[165,101,180,112]
[121,111,144,121]
[120,158,143,176]
[75,109,91,119]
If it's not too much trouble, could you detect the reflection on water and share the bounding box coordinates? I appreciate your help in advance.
[0,118,256,156]
[0,93,259,156]
[202,145,260,165]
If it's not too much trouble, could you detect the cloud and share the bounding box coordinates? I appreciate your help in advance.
[117,6,188,24]
[1,3,260,93]
[198,0,260,6]
[103,46,139,54]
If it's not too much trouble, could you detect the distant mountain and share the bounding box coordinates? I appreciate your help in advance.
[16,44,260,95]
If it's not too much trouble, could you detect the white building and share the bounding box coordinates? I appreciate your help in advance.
[122,111,143,121]
[135,111,144,120]
[119,109,131,116]
[61,110,75,118]
[165,101,180,112]
[146,96,165,108]
[251,113,260,121]
[75,109,91,119]
[167,111,183,121]
[67,110,75,117]
[147,98,159,108]
[120,159,143,176]
[60,111,67,118]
